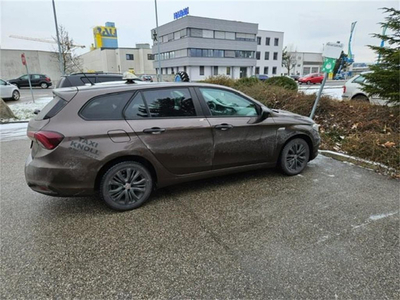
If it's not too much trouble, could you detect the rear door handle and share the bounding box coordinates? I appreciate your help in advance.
[214,123,233,131]
[143,127,166,134]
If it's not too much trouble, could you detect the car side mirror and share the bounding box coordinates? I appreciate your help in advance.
[251,106,270,124]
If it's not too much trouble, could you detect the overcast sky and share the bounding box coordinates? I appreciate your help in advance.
[1,0,398,62]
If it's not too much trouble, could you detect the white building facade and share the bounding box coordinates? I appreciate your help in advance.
[288,52,323,76]
[80,44,156,75]
[152,16,261,81]
[255,30,284,77]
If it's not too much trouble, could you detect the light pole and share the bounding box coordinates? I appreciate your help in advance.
[52,0,64,75]
[154,0,162,82]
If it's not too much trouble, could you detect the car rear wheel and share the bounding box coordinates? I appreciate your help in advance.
[12,90,20,101]
[352,94,369,102]
[40,82,48,89]
[100,161,153,211]
[280,138,310,176]
[306,80,311,85]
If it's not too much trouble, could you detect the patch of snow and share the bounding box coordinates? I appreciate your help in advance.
[352,211,399,230]
[2,97,52,123]
[0,122,28,142]
[300,87,343,100]
[369,211,398,221]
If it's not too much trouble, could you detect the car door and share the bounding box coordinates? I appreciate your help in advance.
[18,75,29,87]
[0,79,11,98]
[124,87,214,175]
[196,87,278,169]
[31,74,41,86]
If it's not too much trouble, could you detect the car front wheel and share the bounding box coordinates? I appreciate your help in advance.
[100,161,153,211]
[12,90,20,101]
[40,82,49,89]
[280,138,310,176]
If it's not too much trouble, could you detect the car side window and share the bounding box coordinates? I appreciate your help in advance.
[142,88,196,118]
[80,92,134,120]
[199,88,258,117]
[20,75,28,80]
[32,75,40,79]
[353,75,366,84]
[124,93,149,119]
[0,80,6,85]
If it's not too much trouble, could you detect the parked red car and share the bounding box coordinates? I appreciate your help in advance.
[298,73,324,85]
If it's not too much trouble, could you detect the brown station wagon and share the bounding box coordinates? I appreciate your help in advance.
[25,81,320,211]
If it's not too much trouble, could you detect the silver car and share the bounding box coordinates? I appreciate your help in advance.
[0,79,20,101]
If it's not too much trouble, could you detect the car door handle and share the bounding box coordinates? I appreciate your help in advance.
[214,123,233,131]
[143,127,166,134]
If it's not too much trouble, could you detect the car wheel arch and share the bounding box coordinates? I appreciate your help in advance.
[351,93,369,101]
[94,155,158,192]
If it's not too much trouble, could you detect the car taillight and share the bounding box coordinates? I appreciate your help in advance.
[27,131,64,150]
[343,85,346,94]
[45,77,51,82]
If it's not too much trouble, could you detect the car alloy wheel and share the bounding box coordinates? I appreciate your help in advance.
[100,161,153,211]
[306,81,311,85]
[12,90,20,101]
[40,82,48,89]
[280,138,310,175]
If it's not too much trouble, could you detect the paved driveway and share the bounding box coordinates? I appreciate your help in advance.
[1,139,399,299]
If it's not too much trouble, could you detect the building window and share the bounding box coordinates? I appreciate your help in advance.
[256,51,260,60]
[257,37,261,45]
[264,67,269,75]
[226,67,231,75]
[265,37,270,46]
[171,67,175,74]
[147,54,154,60]
[255,67,260,75]
[200,66,205,75]
[274,38,279,46]
[273,52,278,60]
[126,54,134,60]
[236,51,254,58]
[214,50,224,58]
[272,67,277,75]
[214,66,218,76]
[190,28,203,37]
[224,50,235,58]
[236,33,256,41]
[265,52,270,60]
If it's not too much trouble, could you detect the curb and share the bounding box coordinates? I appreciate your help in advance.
[1,121,29,125]
[319,150,397,175]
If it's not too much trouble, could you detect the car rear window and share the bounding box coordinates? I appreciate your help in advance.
[35,96,68,120]
[56,77,71,88]
[80,92,134,120]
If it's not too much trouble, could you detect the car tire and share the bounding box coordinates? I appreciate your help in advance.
[12,90,20,101]
[40,82,49,89]
[306,81,311,85]
[280,138,310,176]
[174,71,190,82]
[100,161,153,211]
[352,94,369,102]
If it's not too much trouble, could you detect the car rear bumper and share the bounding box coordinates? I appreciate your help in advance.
[25,153,94,197]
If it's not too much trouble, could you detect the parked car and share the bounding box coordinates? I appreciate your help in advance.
[25,81,320,211]
[141,75,153,82]
[298,73,324,85]
[0,79,20,100]
[56,73,125,88]
[290,75,300,81]
[342,72,387,105]
[8,74,52,89]
[253,74,269,81]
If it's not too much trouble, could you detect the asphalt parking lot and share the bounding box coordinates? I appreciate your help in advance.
[1,139,399,299]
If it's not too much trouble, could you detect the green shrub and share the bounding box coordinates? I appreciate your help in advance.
[200,75,235,87]
[235,76,260,87]
[265,76,298,91]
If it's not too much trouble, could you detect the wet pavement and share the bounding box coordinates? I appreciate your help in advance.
[1,139,399,299]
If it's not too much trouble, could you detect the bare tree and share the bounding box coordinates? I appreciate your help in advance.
[282,47,297,76]
[52,25,83,74]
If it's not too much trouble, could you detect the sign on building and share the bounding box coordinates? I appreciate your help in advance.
[174,7,189,20]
